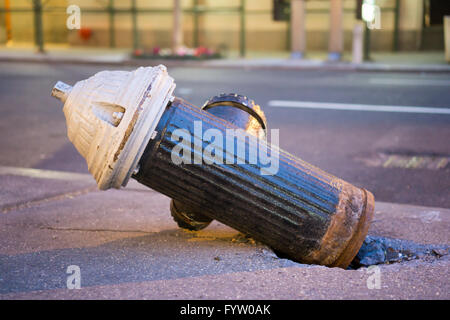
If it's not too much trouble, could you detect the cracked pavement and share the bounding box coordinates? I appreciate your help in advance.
[0,169,449,299]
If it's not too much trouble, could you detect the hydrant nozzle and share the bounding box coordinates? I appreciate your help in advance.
[51,81,72,103]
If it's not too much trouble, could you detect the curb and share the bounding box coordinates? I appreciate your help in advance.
[2,165,450,216]
[1,54,450,73]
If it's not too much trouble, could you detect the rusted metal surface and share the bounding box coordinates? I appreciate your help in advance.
[305,187,374,267]
[133,98,374,268]
[170,94,268,231]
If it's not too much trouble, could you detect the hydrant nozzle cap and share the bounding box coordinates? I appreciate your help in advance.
[51,81,72,103]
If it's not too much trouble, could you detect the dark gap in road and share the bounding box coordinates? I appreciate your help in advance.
[348,235,449,269]
[270,235,449,270]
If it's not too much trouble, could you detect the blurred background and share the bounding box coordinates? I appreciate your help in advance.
[0,0,449,59]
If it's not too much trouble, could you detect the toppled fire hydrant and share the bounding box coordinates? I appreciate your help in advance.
[51,65,374,268]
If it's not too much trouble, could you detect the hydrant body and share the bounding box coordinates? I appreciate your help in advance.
[133,98,374,268]
[51,65,374,268]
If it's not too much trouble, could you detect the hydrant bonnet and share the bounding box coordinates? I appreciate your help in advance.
[52,65,175,189]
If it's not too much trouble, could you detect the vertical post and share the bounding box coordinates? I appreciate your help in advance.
[290,0,306,58]
[352,21,364,63]
[420,0,427,50]
[32,0,44,52]
[193,0,199,48]
[286,6,291,51]
[364,24,371,60]
[5,0,12,44]
[172,0,183,53]
[239,0,246,57]
[445,16,450,63]
[328,0,343,61]
[131,0,138,51]
[393,0,400,51]
[108,0,115,48]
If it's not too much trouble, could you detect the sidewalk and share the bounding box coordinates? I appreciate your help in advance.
[0,166,449,299]
[0,46,449,72]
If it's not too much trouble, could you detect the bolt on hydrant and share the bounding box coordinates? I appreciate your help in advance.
[51,65,374,268]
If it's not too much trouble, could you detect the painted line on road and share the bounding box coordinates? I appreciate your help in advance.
[0,165,153,193]
[369,78,450,87]
[267,100,450,115]
[0,166,93,182]
[176,87,193,95]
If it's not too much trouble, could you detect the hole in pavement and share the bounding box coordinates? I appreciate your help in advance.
[270,235,449,270]
[348,235,449,270]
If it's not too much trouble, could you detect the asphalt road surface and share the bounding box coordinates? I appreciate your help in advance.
[0,62,449,208]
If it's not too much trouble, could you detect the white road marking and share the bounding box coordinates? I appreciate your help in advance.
[176,87,193,95]
[267,100,450,115]
[369,78,450,87]
[0,166,93,182]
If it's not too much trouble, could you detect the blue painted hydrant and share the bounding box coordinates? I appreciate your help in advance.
[51,65,374,268]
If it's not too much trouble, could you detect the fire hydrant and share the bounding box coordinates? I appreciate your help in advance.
[51,65,374,268]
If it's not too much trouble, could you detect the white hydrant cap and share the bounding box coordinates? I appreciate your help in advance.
[51,65,175,190]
